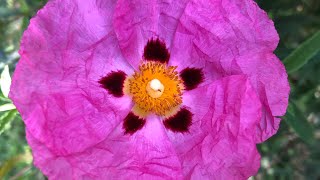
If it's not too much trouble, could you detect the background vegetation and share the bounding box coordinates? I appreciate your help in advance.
[0,0,319,179]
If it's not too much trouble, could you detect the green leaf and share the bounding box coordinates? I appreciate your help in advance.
[0,103,15,112]
[283,30,320,73]
[284,101,315,144]
[0,109,17,134]
[0,96,12,103]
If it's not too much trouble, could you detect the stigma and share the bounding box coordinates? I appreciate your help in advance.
[146,79,164,98]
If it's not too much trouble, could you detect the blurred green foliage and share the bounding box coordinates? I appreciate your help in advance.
[0,1,47,179]
[256,0,320,179]
[0,0,319,179]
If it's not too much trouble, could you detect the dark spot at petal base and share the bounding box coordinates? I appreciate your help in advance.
[123,112,146,135]
[143,38,170,63]
[99,71,126,97]
[180,68,204,90]
[163,108,193,133]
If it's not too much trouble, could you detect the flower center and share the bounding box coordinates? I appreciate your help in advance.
[124,62,183,116]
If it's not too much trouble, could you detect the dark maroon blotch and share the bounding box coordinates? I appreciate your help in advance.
[99,71,126,97]
[180,68,204,90]
[163,108,193,133]
[143,38,170,63]
[123,112,146,135]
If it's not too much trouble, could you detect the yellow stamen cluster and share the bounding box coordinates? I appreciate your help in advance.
[124,62,183,116]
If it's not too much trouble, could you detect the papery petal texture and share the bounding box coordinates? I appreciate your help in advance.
[177,75,262,179]
[27,75,262,179]
[10,0,133,155]
[114,0,190,69]
[9,0,290,179]
[169,0,289,141]
[27,116,183,180]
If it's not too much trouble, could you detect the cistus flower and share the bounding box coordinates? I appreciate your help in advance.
[10,0,289,179]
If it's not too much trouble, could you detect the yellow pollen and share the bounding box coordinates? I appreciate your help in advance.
[124,62,184,116]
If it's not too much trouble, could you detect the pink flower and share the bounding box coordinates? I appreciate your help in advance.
[10,0,289,179]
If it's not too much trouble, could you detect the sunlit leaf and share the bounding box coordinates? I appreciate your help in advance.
[0,103,15,112]
[284,31,320,73]
[0,96,11,103]
[0,65,11,98]
[0,109,17,134]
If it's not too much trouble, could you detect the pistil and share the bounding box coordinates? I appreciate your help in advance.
[146,79,164,98]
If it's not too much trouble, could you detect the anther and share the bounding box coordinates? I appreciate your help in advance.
[124,62,183,116]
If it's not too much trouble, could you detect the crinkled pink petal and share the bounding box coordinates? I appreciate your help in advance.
[27,116,183,179]
[113,0,190,68]
[177,75,262,179]
[10,0,133,155]
[10,0,290,178]
[27,75,261,179]
[233,51,289,141]
[170,0,289,141]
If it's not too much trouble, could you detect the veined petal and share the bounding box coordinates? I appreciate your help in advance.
[113,0,190,68]
[27,116,183,179]
[169,75,262,179]
[10,0,289,178]
[169,0,288,141]
[170,0,278,70]
[234,51,290,142]
[10,0,133,155]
